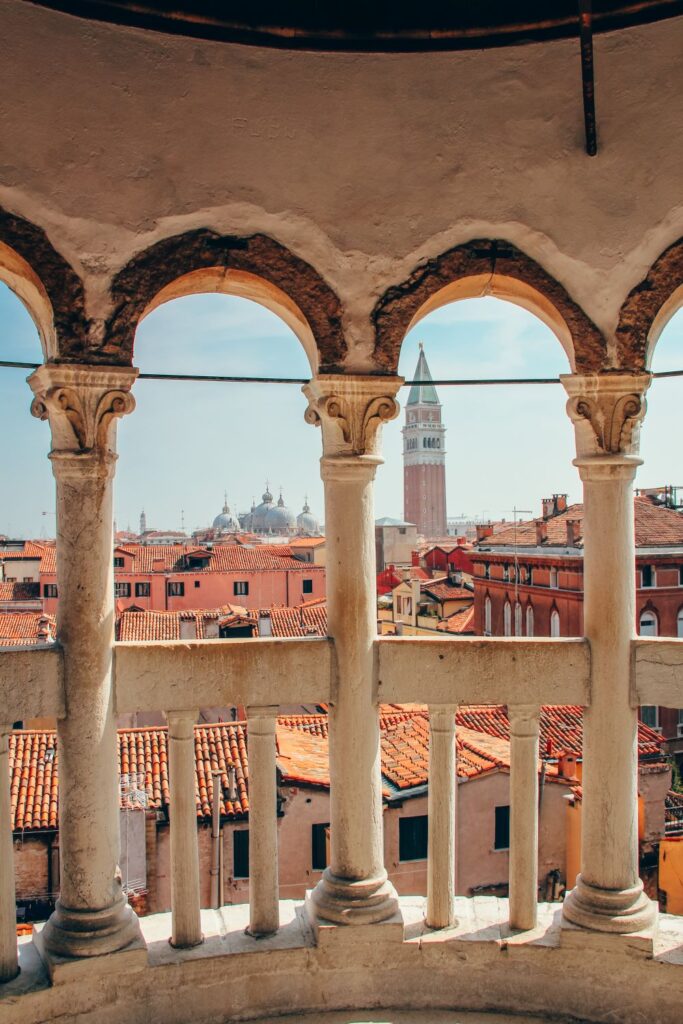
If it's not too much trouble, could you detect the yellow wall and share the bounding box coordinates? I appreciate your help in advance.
[659,838,683,915]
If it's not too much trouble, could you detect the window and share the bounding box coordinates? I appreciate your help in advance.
[135,582,150,597]
[22,577,32,583]
[503,601,511,637]
[549,568,558,589]
[5,576,16,583]
[484,596,492,635]
[43,584,58,598]
[550,609,561,637]
[194,580,201,588]
[167,582,185,597]
[494,805,510,850]
[311,823,329,871]
[678,608,683,638]
[399,815,428,862]
[303,579,313,594]
[641,706,659,730]
[527,566,534,586]
[233,829,249,879]
[514,602,522,637]
[113,556,124,568]
[398,527,406,535]
[639,609,658,636]
[641,565,655,588]
[677,709,683,739]
[114,582,131,598]
[503,564,509,582]
[484,564,490,580]
[526,604,534,637]
[233,581,249,597]
[679,567,683,587]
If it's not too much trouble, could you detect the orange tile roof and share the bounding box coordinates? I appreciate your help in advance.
[436,605,475,634]
[0,612,55,646]
[0,582,41,603]
[421,579,472,601]
[117,602,328,641]
[289,537,325,547]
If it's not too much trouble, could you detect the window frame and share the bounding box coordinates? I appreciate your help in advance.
[114,582,131,598]
[494,805,510,851]
[302,578,313,595]
[233,581,249,597]
[311,822,329,872]
[167,581,185,598]
[398,814,428,863]
[135,582,150,598]
[233,829,249,879]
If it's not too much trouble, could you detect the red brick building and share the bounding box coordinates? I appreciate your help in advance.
[470,491,683,755]
[403,345,447,537]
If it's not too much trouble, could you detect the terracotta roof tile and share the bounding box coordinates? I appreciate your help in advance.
[0,612,56,646]
[0,583,41,605]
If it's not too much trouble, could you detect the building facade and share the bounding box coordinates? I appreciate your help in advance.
[403,345,447,538]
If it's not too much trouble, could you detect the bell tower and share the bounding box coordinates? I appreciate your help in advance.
[403,344,447,537]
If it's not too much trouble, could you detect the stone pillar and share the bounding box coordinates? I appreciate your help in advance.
[166,710,202,949]
[426,705,456,930]
[304,375,402,925]
[561,373,656,935]
[0,725,18,983]
[29,364,141,959]
[509,703,540,931]
[246,706,279,936]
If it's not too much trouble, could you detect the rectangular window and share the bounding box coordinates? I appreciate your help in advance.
[114,582,131,598]
[167,582,185,597]
[233,829,249,879]
[194,580,201,588]
[677,710,683,738]
[113,557,125,568]
[311,823,329,871]
[641,565,655,588]
[233,581,249,597]
[43,584,58,598]
[302,579,313,594]
[399,815,428,862]
[679,567,683,587]
[23,577,32,583]
[549,568,558,589]
[135,582,150,597]
[641,705,660,730]
[5,576,16,583]
[494,805,510,850]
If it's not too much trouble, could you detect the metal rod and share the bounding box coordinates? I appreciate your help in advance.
[1,359,682,386]
[579,0,598,156]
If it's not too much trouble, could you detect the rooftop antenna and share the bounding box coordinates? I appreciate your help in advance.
[181,509,185,532]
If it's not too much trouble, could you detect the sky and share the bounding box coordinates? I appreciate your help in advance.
[1,282,682,538]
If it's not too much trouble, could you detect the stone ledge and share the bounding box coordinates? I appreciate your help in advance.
[32,923,147,986]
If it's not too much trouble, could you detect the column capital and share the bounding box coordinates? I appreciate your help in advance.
[509,703,541,739]
[560,373,651,460]
[303,375,403,460]
[28,363,138,463]
[166,710,198,739]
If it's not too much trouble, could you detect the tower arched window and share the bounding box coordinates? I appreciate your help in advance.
[639,609,658,636]
[484,596,492,635]
[514,602,522,637]
[550,609,561,637]
[677,607,683,638]
[526,604,534,637]
[503,601,512,637]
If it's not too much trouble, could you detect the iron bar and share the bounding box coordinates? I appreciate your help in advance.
[579,0,598,156]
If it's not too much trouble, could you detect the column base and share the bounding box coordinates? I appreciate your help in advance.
[35,895,145,979]
[562,875,657,948]
[306,869,401,934]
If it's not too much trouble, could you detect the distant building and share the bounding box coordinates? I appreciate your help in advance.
[403,344,447,537]
[375,517,418,571]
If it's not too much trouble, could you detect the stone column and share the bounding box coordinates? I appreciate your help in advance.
[508,703,540,931]
[29,364,141,958]
[0,724,18,983]
[426,705,456,929]
[166,710,202,949]
[304,375,402,925]
[246,705,279,937]
[561,373,656,935]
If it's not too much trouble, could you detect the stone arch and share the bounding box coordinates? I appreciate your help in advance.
[616,237,683,370]
[104,230,345,372]
[0,205,88,362]
[371,239,606,373]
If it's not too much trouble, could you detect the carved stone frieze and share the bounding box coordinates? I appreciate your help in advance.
[560,374,651,459]
[28,364,138,457]
[303,375,402,458]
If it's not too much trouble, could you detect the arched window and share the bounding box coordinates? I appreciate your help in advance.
[677,608,683,638]
[550,609,561,637]
[526,604,534,637]
[639,609,658,636]
[503,601,512,637]
[484,596,492,635]
[514,602,522,636]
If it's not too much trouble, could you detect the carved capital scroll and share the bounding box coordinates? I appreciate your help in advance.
[561,374,651,459]
[303,375,402,458]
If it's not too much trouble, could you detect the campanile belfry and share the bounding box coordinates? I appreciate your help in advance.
[403,344,447,537]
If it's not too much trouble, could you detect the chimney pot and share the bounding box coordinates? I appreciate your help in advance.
[535,521,548,545]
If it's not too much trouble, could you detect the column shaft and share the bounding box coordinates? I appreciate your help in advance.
[247,706,279,937]
[167,711,202,949]
[509,704,540,931]
[426,706,456,929]
[0,727,18,983]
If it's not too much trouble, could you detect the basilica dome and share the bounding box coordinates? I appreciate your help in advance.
[265,492,297,534]
[212,497,240,533]
[297,499,320,536]
[248,487,275,534]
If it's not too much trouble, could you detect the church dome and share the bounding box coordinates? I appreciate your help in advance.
[297,498,320,535]
[265,492,297,534]
[213,497,240,533]
[249,485,276,533]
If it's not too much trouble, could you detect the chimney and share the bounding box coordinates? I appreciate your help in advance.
[541,497,554,520]
[535,521,548,545]
[554,494,568,514]
[558,752,579,781]
[476,523,494,542]
[411,550,420,567]
[456,536,468,547]
[566,519,580,547]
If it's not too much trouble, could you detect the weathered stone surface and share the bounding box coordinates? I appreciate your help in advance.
[371,239,607,374]
[616,236,683,370]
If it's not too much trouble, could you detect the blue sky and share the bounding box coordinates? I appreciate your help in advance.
[1,282,681,538]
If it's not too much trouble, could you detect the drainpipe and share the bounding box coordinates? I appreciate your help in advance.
[538,759,547,816]
[210,770,222,909]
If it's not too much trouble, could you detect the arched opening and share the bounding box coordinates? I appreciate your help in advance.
[514,601,523,637]
[484,594,492,635]
[503,600,512,637]
[550,609,561,637]
[677,607,683,639]
[526,603,534,637]
[639,608,658,637]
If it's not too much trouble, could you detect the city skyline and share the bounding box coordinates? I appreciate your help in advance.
[1,281,682,539]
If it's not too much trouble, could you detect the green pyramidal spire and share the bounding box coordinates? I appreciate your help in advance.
[407,343,439,405]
